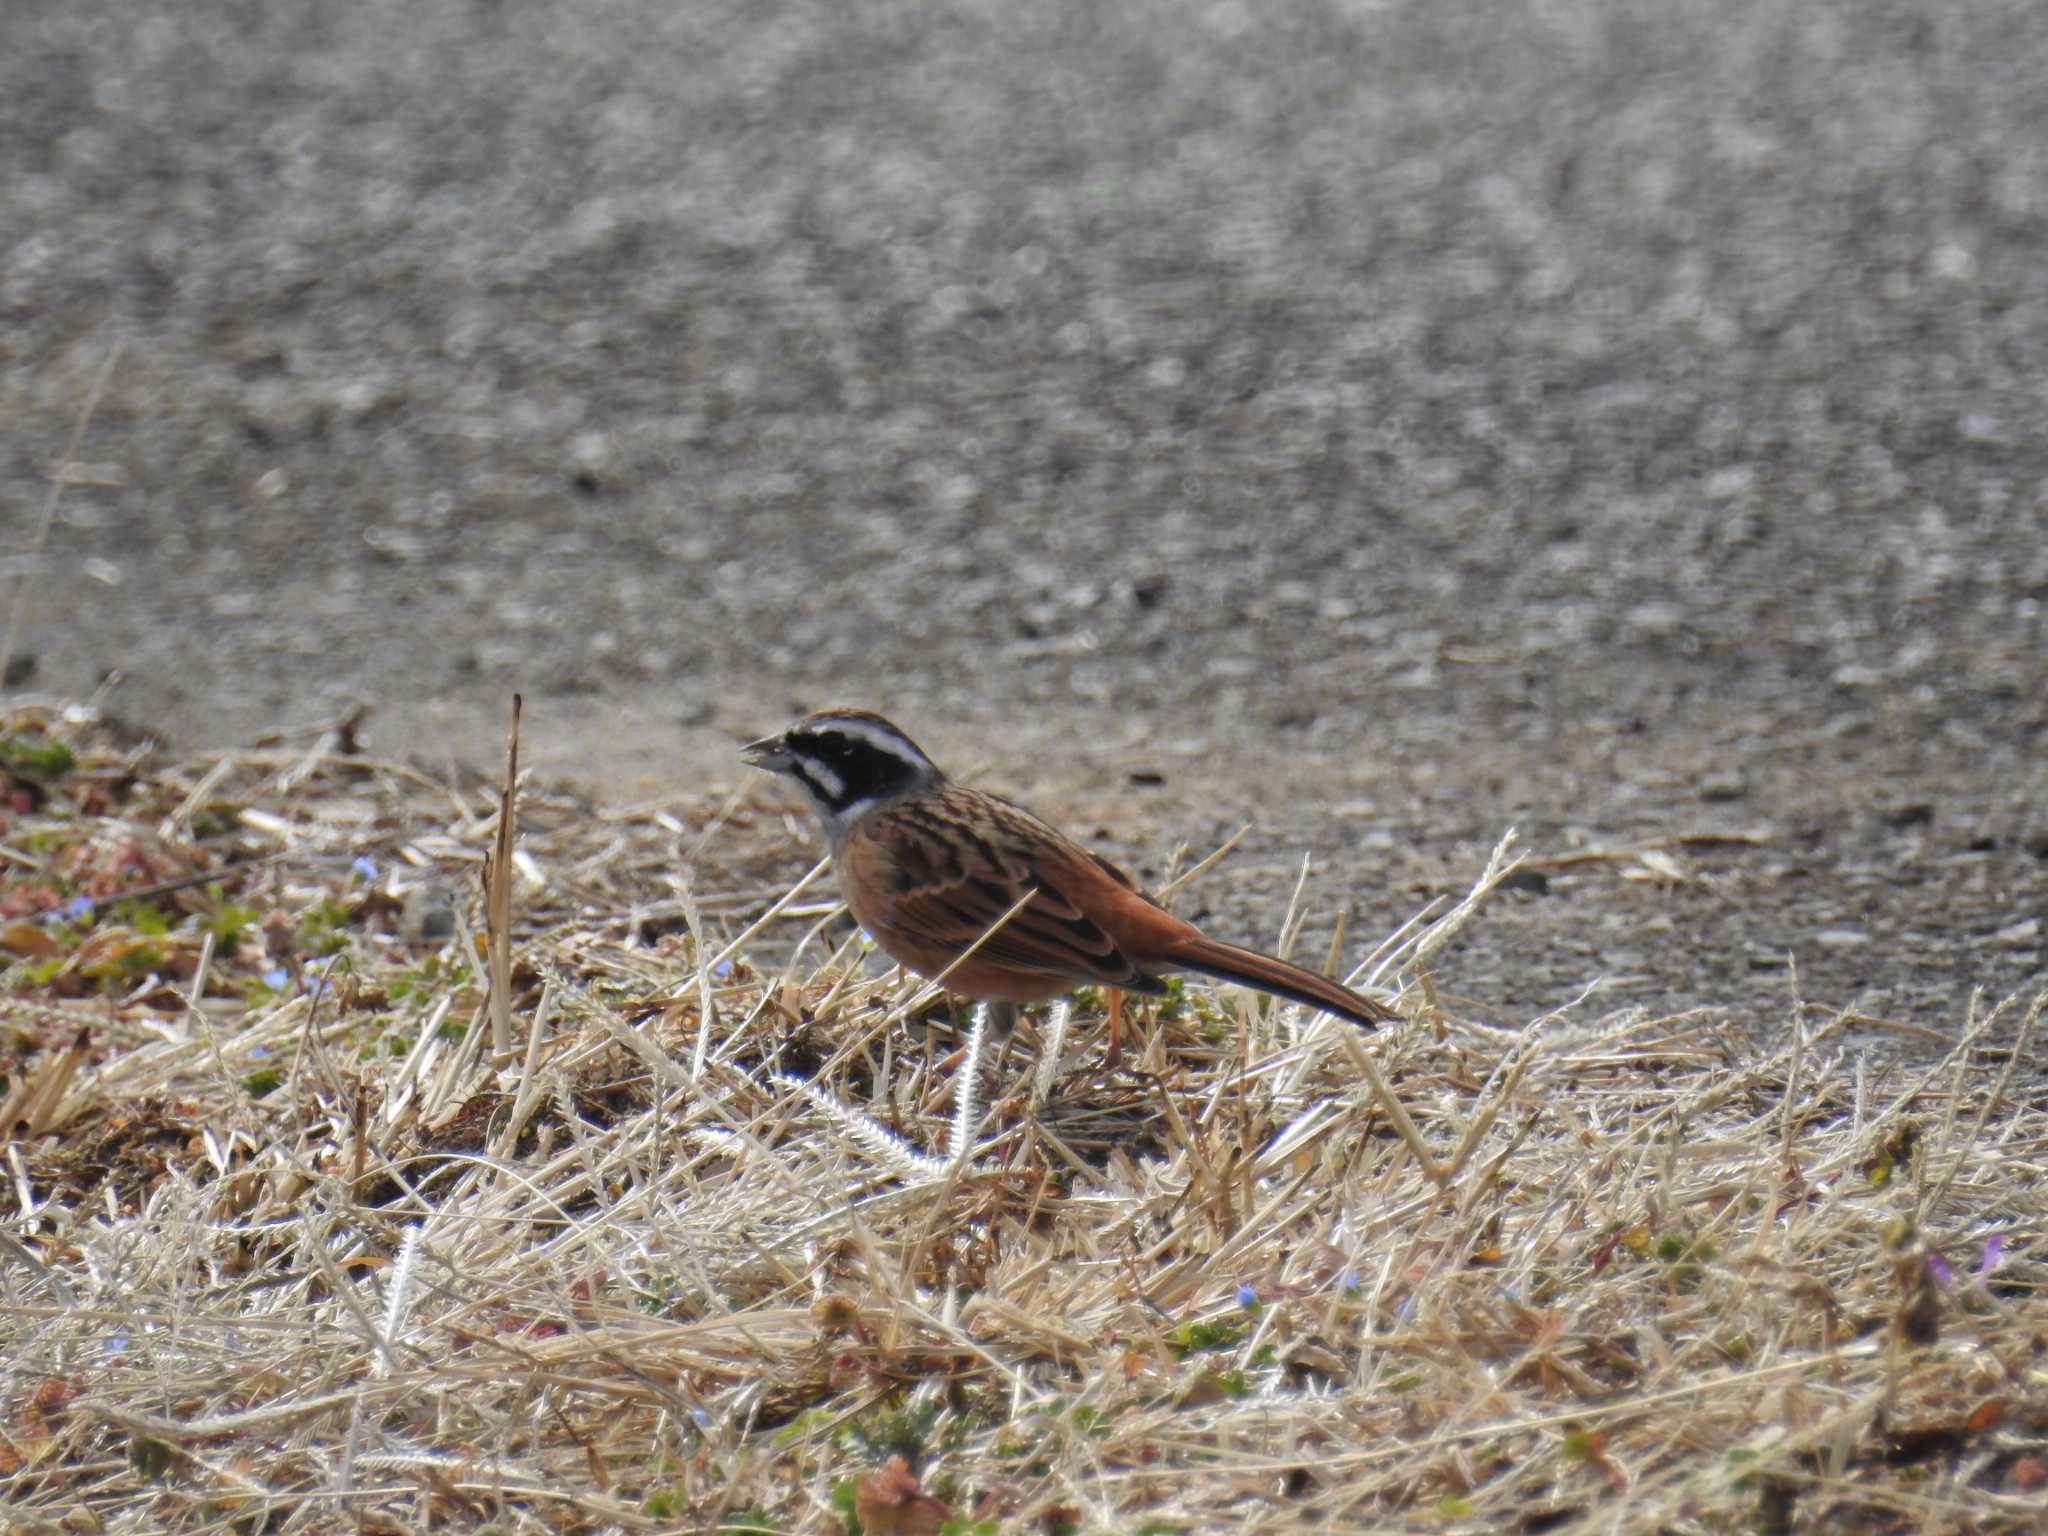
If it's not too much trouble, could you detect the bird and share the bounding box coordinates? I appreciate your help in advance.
[740,708,1399,1041]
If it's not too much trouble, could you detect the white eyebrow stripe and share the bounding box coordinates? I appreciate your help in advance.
[810,716,926,764]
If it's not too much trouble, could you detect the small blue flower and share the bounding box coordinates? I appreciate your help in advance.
[60,895,96,921]
[351,855,379,882]
[1235,1282,1260,1311]
[1337,1268,1361,1298]
[105,1330,130,1356]
[262,967,289,990]
[1981,1234,2005,1274]
[711,958,734,980]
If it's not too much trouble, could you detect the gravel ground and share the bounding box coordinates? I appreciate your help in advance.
[5,0,2044,1033]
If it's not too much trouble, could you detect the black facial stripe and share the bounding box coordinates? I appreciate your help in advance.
[788,727,923,809]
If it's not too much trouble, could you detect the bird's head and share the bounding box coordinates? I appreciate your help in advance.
[741,709,941,833]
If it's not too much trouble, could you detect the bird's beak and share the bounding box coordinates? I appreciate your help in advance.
[740,733,791,772]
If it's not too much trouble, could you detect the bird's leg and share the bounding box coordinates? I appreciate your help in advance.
[1102,987,1124,1074]
[987,1000,1019,1079]
[929,996,975,1074]
[942,1001,1022,1074]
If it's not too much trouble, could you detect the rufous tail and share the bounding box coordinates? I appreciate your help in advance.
[1162,934,1398,1028]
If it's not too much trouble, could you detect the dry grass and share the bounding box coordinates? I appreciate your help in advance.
[1,702,2044,1535]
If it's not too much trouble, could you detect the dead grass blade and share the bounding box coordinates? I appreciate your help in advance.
[481,692,522,1061]
[0,705,2041,1534]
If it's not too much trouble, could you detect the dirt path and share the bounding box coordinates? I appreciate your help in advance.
[7,0,2044,1036]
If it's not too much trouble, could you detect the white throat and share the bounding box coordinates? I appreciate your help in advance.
[818,795,888,848]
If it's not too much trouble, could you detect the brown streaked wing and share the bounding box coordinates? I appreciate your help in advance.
[861,790,1168,993]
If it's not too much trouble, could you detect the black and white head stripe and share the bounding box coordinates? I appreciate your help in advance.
[775,710,936,814]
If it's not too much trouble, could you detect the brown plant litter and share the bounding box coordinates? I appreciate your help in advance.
[0,702,2043,1534]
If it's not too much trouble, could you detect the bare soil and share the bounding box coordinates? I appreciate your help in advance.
[6,0,2045,1035]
